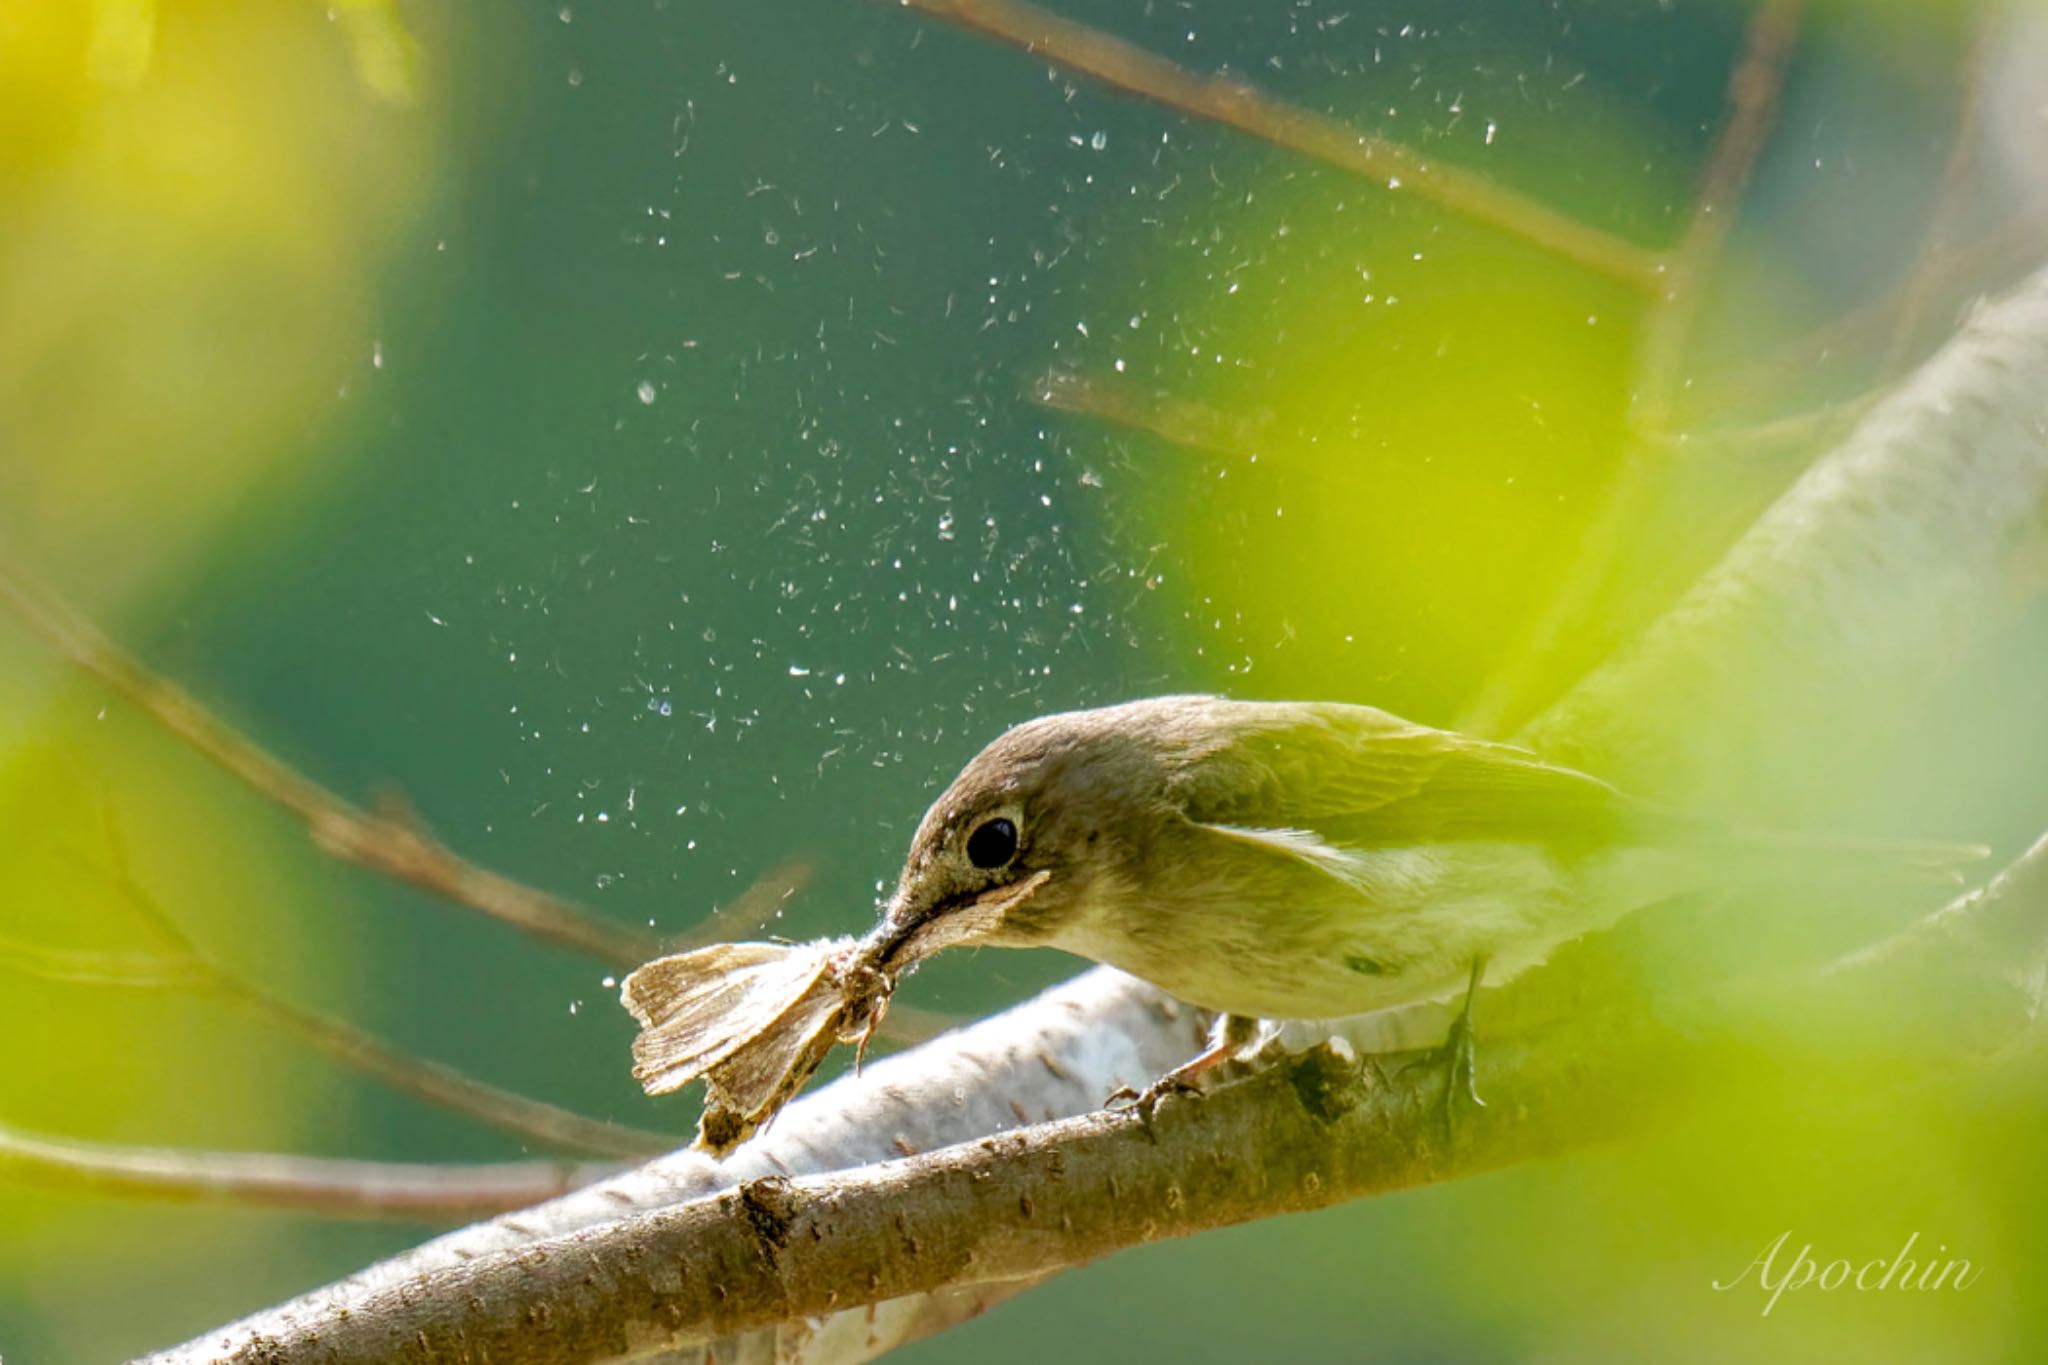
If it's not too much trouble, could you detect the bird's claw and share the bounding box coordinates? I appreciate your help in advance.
[1106,1070,1204,1117]
[1400,956,1488,1146]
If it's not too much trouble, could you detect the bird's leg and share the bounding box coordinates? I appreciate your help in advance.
[1405,955,1489,1142]
[1108,1013,1265,1111]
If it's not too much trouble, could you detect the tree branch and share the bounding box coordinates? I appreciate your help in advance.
[138,823,2048,1361]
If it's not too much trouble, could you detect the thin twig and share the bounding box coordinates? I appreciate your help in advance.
[1703,200,2048,413]
[1641,388,1881,463]
[663,859,815,950]
[0,937,213,990]
[1879,23,1991,379]
[0,1120,615,1220]
[31,820,680,1160]
[1633,0,1805,429]
[1032,370,1270,462]
[1456,0,1803,737]
[899,0,1663,291]
[0,557,659,966]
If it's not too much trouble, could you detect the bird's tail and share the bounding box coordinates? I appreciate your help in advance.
[1720,826,1990,874]
[1622,802,1990,883]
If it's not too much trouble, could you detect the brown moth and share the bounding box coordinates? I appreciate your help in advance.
[620,938,889,1155]
[621,870,1051,1155]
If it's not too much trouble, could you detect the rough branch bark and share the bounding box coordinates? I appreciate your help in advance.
[145,264,2048,1365]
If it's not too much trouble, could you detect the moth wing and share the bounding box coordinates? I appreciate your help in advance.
[693,987,848,1156]
[622,940,848,1095]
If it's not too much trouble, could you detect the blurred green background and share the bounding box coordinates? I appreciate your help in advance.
[3,0,2046,1360]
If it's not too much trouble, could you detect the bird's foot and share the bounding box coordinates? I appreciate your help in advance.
[1107,1014,1268,1119]
[1400,956,1488,1146]
[1106,1070,1204,1117]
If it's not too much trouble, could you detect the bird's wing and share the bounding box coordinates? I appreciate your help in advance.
[1165,700,1642,847]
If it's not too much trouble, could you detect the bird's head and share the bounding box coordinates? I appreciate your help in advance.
[859,701,1194,974]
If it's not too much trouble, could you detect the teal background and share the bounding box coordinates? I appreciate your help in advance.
[3,1,2042,1361]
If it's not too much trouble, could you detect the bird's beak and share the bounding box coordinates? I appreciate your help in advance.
[862,870,1051,975]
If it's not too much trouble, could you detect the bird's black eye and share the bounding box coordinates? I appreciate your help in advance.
[965,816,1019,870]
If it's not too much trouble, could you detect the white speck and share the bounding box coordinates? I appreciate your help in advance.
[1075,320,1089,337]
[636,380,658,405]
[789,664,810,676]
[600,975,616,989]
[1387,176,1402,189]
[426,612,445,627]
[371,340,384,369]
[1484,121,1497,146]
[1090,130,1108,151]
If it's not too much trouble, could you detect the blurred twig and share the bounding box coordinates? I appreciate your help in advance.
[0,557,659,967]
[0,1120,614,1220]
[1633,0,1804,431]
[898,0,1664,291]
[1456,0,1803,737]
[1704,202,2048,413]
[1642,389,1880,464]
[663,859,815,951]
[1879,25,1991,379]
[1032,370,1269,462]
[12,815,679,1160]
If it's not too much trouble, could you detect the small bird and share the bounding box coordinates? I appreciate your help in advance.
[625,694,1983,1150]
[858,694,1982,1094]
